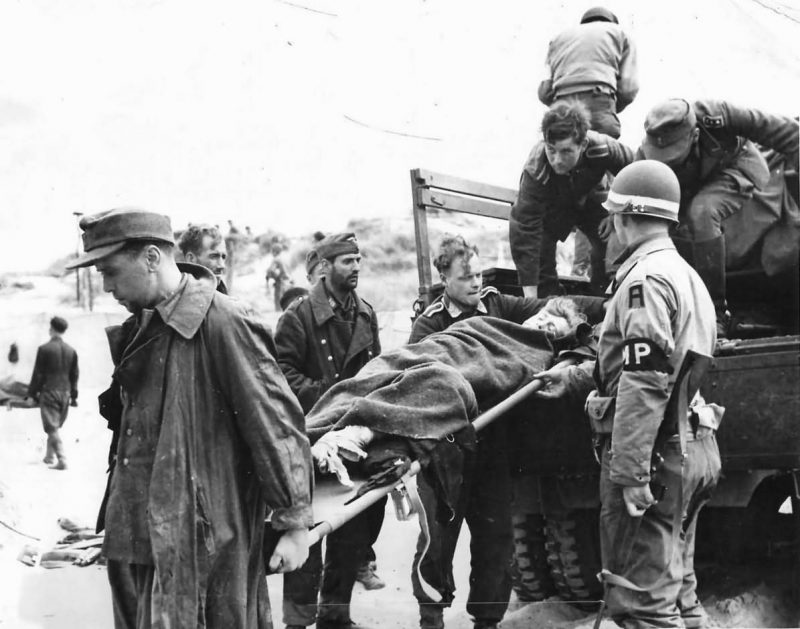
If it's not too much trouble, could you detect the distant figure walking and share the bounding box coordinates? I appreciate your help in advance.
[28,316,79,471]
[266,244,292,311]
[224,219,241,291]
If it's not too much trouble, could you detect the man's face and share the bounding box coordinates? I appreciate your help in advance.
[188,235,227,277]
[544,137,586,175]
[327,253,361,293]
[442,255,483,309]
[95,249,156,313]
[523,309,570,337]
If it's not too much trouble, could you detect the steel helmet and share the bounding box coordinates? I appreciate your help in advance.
[580,7,619,24]
[603,160,681,223]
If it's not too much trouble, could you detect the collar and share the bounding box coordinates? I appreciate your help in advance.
[155,263,221,339]
[442,292,488,318]
[309,279,369,324]
[611,235,676,290]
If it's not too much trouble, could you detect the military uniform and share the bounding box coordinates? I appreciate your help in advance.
[28,336,79,467]
[509,130,633,296]
[409,287,606,629]
[275,277,383,628]
[594,235,720,628]
[538,19,639,138]
[640,99,799,312]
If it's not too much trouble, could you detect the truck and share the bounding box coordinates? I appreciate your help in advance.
[409,166,800,604]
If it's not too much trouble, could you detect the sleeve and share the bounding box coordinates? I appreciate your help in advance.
[501,294,547,323]
[609,276,677,487]
[565,295,608,324]
[565,361,597,399]
[537,43,555,105]
[28,347,44,399]
[604,136,635,174]
[69,350,79,400]
[509,170,545,287]
[212,310,313,530]
[274,309,327,414]
[371,310,382,357]
[615,32,639,112]
[722,102,799,171]
[408,313,442,344]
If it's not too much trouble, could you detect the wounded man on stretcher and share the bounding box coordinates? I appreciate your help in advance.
[306,296,602,493]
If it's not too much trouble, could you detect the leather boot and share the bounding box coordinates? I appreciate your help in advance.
[692,236,730,339]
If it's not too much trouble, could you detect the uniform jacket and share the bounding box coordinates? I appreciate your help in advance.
[509,131,634,285]
[100,263,313,628]
[596,236,715,487]
[409,286,607,343]
[275,279,381,413]
[538,21,639,112]
[29,337,79,400]
[639,100,799,203]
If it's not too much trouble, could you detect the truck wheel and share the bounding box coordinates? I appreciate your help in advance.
[511,513,556,602]
[544,509,603,603]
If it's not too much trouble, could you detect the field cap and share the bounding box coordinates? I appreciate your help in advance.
[306,248,321,275]
[66,208,174,269]
[316,232,359,261]
[580,7,618,24]
[641,99,697,163]
[50,316,68,333]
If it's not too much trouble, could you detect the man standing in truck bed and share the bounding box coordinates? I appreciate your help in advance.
[509,100,633,298]
[537,6,638,140]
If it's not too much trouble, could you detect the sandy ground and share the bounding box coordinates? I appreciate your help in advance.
[1,279,798,628]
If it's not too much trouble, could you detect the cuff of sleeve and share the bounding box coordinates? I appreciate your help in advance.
[609,454,651,487]
[270,504,314,530]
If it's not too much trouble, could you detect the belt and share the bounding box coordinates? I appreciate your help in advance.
[554,85,616,100]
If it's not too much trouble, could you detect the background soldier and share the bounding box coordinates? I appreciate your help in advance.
[177,223,228,282]
[509,101,633,298]
[67,208,312,628]
[638,98,799,335]
[275,232,383,629]
[538,6,639,139]
[28,316,78,471]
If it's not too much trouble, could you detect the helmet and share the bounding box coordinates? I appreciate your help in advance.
[580,7,619,24]
[603,160,681,223]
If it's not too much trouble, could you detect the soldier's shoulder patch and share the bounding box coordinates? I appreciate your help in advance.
[627,281,645,309]
[702,115,724,129]
[480,285,499,297]
[421,301,445,318]
[585,142,610,159]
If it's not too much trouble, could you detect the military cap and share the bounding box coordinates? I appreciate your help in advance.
[66,208,175,269]
[50,316,68,333]
[641,99,697,164]
[316,232,359,261]
[580,6,618,24]
[279,286,309,311]
[305,248,321,275]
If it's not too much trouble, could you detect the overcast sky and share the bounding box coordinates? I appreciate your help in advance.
[1,0,798,272]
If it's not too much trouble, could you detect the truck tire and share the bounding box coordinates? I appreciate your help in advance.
[511,513,556,602]
[544,509,603,603]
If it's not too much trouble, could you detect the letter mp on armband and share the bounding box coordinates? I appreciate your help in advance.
[621,338,673,373]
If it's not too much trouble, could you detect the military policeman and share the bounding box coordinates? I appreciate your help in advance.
[538,6,639,139]
[638,98,799,335]
[409,234,606,629]
[537,161,722,628]
[509,100,633,299]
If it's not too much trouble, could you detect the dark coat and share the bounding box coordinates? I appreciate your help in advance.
[28,337,78,401]
[275,280,381,414]
[509,130,634,285]
[99,264,312,628]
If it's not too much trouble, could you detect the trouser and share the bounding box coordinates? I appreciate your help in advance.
[557,90,621,139]
[107,560,155,629]
[317,498,387,623]
[599,431,721,629]
[540,200,609,297]
[412,423,513,626]
[283,541,324,626]
[40,389,70,463]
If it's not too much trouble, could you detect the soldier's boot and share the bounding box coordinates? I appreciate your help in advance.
[419,604,444,629]
[355,561,385,591]
[692,236,730,339]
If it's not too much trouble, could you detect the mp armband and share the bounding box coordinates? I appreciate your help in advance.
[621,338,673,374]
